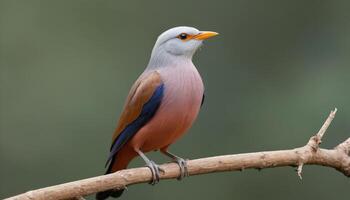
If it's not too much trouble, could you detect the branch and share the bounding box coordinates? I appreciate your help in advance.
[6,109,349,200]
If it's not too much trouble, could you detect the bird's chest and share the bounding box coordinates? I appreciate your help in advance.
[160,66,204,112]
[151,65,204,140]
[134,66,204,151]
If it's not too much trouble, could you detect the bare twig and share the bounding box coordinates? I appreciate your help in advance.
[317,108,337,139]
[306,108,337,151]
[296,163,303,180]
[297,108,338,177]
[5,109,349,200]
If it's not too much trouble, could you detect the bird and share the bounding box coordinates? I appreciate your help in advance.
[96,26,218,200]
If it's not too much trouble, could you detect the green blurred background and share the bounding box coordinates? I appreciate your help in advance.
[1,0,349,199]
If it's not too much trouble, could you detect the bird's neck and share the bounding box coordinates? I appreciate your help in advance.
[146,48,193,70]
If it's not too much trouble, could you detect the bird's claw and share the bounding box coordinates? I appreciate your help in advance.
[146,160,164,185]
[174,157,189,180]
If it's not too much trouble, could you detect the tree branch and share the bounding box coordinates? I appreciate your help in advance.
[6,108,349,200]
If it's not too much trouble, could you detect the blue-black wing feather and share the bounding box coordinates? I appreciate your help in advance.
[105,84,164,169]
[201,93,205,107]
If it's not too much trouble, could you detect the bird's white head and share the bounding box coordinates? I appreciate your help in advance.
[148,26,218,68]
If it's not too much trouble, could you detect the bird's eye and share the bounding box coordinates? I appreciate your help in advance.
[177,33,188,40]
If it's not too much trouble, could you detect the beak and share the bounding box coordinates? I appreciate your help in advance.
[193,31,219,40]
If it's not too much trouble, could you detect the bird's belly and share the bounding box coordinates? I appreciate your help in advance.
[128,70,204,152]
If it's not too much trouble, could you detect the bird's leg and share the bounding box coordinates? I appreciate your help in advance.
[160,150,189,180]
[135,149,164,185]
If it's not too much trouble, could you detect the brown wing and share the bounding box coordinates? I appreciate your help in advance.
[111,71,163,145]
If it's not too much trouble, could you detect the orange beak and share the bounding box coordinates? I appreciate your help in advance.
[193,31,219,40]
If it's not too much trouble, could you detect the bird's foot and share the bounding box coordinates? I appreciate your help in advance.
[145,160,164,185]
[173,157,189,180]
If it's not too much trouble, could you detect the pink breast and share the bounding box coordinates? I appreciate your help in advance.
[128,64,204,152]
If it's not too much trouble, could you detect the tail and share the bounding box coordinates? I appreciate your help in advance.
[96,149,136,200]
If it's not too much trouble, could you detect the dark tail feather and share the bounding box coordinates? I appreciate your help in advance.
[96,189,124,200]
[96,157,125,200]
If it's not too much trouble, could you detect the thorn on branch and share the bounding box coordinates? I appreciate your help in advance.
[316,108,337,140]
[307,108,337,150]
[296,164,304,180]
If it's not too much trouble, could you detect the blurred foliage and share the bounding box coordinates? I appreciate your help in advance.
[0,0,349,199]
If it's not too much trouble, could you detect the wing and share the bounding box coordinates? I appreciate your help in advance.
[105,71,164,167]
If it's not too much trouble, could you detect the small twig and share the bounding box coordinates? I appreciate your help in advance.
[5,109,349,200]
[297,163,303,180]
[297,108,338,178]
[307,108,337,150]
[316,108,337,141]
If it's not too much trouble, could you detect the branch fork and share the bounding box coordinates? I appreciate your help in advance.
[295,108,338,179]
